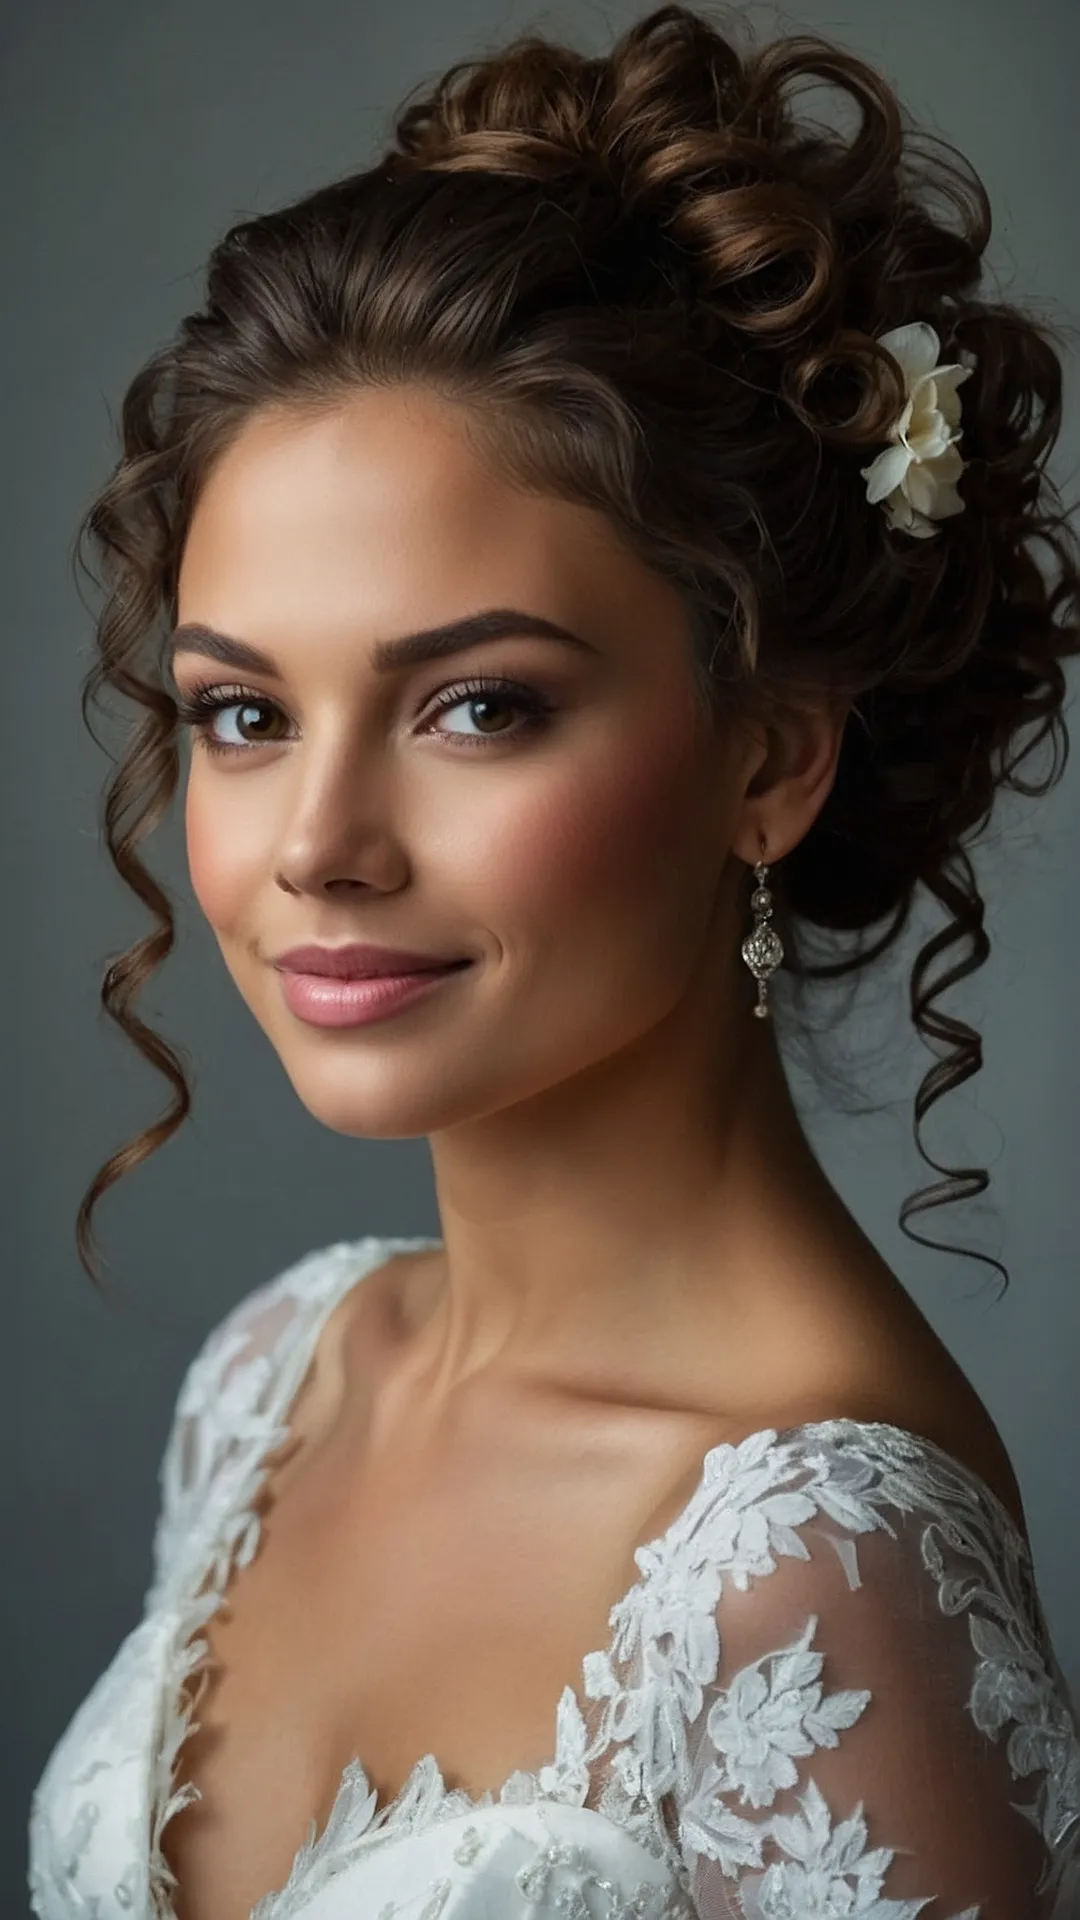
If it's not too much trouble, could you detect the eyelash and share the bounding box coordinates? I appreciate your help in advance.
[173,674,554,758]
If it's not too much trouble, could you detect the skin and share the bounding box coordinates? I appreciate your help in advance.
[165,382,1027,1919]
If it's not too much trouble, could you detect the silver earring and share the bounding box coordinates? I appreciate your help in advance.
[741,838,783,1019]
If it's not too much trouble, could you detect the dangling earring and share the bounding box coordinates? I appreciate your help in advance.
[740,835,783,1019]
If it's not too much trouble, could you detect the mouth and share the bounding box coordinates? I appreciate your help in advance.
[272,948,474,980]
[294,960,473,980]
[277,958,473,1029]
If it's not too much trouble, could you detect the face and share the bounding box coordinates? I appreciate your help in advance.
[174,384,764,1139]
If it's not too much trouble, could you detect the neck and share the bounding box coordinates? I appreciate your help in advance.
[407,978,845,1409]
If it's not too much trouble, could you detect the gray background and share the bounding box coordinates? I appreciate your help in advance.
[5,0,1078,1913]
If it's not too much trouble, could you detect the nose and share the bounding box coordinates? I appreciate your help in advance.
[269,736,410,899]
[274,870,375,896]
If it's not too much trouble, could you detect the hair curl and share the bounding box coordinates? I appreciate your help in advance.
[74,3,1079,1296]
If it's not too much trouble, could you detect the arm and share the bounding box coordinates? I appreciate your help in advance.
[668,1427,1080,1919]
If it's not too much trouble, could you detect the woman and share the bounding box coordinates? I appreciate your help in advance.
[28,5,1080,1917]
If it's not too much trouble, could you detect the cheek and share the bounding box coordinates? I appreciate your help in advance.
[184,772,262,934]
[181,715,716,960]
[468,724,710,943]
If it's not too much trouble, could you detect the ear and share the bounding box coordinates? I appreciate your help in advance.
[730,696,851,867]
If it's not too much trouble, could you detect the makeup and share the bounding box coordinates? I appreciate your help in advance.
[278,961,472,1029]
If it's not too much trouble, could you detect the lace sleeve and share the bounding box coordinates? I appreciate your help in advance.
[666,1424,1080,1920]
[143,1241,364,1608]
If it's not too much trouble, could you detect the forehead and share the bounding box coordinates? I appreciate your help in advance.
[177,384,664,645]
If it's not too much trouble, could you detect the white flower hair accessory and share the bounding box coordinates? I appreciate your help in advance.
[860,321,975,539]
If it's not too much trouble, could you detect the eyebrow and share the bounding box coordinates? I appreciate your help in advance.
[165,608,595,677]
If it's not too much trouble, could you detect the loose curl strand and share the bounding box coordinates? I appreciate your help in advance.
[73,4,1080,1298]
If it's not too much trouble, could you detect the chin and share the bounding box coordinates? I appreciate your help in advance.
[272,1049,506,1140]
[257,978,675,1139]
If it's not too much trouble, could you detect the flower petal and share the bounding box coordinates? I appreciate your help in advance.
[928,441,966,484]
[903,402,952,461]
[924,479,966,519]
[861,444,910,504]
[904,446,965,514]
[904,461,943,514]
[935,377,971,434]
[884,491,938,538]
[877,321,941,384]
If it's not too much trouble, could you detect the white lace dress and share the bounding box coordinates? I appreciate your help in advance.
[27,1234,1080,1920]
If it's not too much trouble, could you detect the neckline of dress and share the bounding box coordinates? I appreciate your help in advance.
[150,1231,1034,1920]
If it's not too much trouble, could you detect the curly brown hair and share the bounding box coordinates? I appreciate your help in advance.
[74,3,1079,1297]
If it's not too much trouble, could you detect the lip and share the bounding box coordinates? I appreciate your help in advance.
[272,942,469,979]
[278,962,470,1029]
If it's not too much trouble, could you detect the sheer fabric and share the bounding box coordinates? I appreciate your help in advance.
[28,1234,1080,1919]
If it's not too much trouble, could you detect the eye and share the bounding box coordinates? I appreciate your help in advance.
[420,675,553,746]
[173,671,554,758]
[173,682,290,756]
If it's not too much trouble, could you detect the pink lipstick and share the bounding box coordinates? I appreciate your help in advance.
[272,943,472,1029]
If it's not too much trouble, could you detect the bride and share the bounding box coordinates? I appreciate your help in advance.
[30,6,1080,1918]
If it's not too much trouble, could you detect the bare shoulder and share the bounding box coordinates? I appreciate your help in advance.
[292,1239,1031,1551]
[765,1272,1031,1546]
[268,1242,423,1457]
[882,1383,1029,1544]
[776,1375,1030,1545]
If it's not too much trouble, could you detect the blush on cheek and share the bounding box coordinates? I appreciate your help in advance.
[472,720,703,921]
[185,781,249,935]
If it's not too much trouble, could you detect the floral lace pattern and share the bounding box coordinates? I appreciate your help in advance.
[27,1235,1080,1920]
[569,1417,1080,1911]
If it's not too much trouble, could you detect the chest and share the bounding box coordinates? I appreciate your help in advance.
[158,1394,714,1920]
